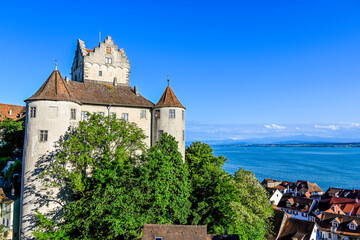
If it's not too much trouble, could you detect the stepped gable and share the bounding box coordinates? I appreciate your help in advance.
[0,103,26,121]
[67,80,154,108]
[26,70,81,104]
[155,86,185,109]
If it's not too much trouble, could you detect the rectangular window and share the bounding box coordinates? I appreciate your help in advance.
[30,107,36,118]
[81,111,88,121]
[110,112,116,117]
[155,110,160,118]
[39,130,48,142]
[71,109,76,120]
[106,47,111,54]
[140,110,146,119]
[155,238,162,240]
[99,71,102,77]
[182,130,185,141]
[182,110,185,120]
[106,58,112,64]
[169,109,175,118]
[122,113,128,122]
[158,130,163,141]
[98,112,104,117]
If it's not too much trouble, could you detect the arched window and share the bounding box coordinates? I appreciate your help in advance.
[113,77,117,86]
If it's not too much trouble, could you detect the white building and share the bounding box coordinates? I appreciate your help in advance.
[19,36,186,239]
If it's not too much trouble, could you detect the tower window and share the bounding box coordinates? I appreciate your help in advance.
[158,130,163,141]
[122,113,129,122]
[99,71,102,77]
[39,130,48,142]
[81,111,89,121]
[169,109,175,118]
[183,130,185,141]
[155,110,160,118]
[106,47,111,54]
[30,107,36,118]
[182,110,185,120]
[71,109,76,120]
[106,58,112,64]
[140,110,146,119]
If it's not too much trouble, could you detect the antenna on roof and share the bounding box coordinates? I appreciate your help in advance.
[99,32,101,43]
[55,60,58,70]
[166,75,170,86]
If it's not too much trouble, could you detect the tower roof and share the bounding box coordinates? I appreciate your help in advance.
[26,70,154,108]
[26,70,81,104]
[155,86,185,109]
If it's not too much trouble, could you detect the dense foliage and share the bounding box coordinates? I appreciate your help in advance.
[0,118,25,159]
[33,114,272,240]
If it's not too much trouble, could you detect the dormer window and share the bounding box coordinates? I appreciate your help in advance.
[349,223,356,230]
[8,110,12,116]
[106,58,112,64]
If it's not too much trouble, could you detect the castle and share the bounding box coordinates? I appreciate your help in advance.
[20,36,185,238]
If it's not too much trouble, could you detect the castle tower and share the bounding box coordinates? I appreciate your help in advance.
[153,81,186,158]
[20,70,82,239]
[71,36,130,84]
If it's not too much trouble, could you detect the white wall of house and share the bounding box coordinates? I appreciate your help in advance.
[269,189,282,206]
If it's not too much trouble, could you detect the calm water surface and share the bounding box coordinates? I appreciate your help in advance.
[212,146,360,191]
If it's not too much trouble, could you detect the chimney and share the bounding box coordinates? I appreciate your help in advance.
[134,86,139,95]
[65,76,70,83]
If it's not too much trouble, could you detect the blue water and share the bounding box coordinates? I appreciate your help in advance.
[212,146,360,191]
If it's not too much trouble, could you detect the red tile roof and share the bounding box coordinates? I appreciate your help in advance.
[0,103,26,121]
[26,70,154,108]
[142,224,208,240]
[26,70,80,104]
[155,86,185,109]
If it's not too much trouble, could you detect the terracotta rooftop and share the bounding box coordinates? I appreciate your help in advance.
[142,224,208,240]
[278,196,314,213]
[0,103,26,121]
[26,70,154,108]
[318,212,360,235]
[155,85,185,109]
[277,218,315,240]
[26,70,80,104]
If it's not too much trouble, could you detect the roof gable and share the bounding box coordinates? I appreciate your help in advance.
[26,70,80,104]
[155,86,185,109]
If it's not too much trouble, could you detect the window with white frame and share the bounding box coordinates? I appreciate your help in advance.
[39,130,48,142]
[349,223,356,230]
[140,110,146,119]
[71,109,76,120]
[169,109,175,118]
[81,111,88,121]
[30,107,36,118]
[106,58,112,64]
[122,113,129,122]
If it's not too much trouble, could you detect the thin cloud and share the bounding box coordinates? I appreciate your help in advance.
[314,125,339,130]
[264,124,286,130]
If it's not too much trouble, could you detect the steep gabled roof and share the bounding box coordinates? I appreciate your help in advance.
[26,70,81,104]
[155,86,185,109]
[0,103,26,121]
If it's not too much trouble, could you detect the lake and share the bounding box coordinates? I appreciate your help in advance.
[212,146,360,191]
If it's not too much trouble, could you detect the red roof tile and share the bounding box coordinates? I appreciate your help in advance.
[26,70,80,104]
[25,70,154,108]
[0,103,26,121]
[155,86,185,109]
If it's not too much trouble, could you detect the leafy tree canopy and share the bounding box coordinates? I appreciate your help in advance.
[0,118,24,159]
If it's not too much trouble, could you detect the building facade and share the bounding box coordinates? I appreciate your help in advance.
[20,36,186,239]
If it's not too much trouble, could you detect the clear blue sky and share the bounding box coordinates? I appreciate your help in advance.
[1,1,360,140]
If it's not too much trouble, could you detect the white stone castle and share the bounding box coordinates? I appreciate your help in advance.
[20,36,186,238]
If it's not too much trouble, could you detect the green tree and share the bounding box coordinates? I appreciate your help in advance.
[0,118,25,159]
[186,142,272,239]
[33,114,148,240]
[141,133,191,225]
